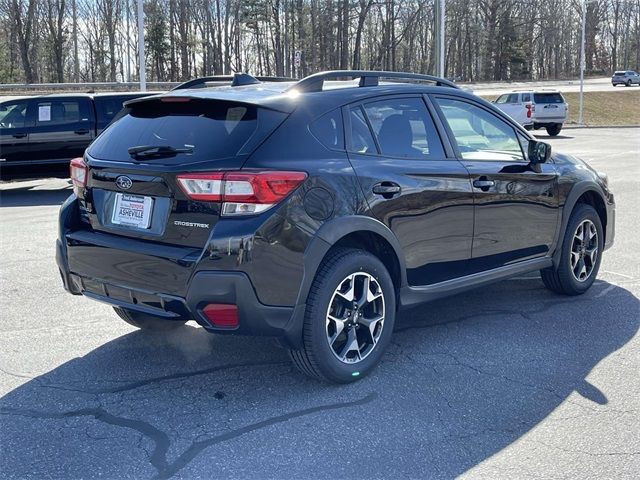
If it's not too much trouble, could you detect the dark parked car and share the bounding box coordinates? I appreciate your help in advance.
[0,92,154,168]
[56,71,615,383]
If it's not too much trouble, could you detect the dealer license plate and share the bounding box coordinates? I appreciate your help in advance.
[111,193,153,229]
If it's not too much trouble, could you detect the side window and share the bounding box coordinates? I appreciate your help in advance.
[435,97,525,162]
[361,98,445,159]
[495,94,509,104]
[309,109,344,150]
[35,100,88,127]
[522,93,531,102]
[0,100,29,129]
[507,93,519,103]
[348,106,377,154]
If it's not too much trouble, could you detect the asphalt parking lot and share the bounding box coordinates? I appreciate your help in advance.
[1,127,638,479]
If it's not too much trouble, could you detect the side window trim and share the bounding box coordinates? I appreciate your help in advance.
[358,104,382,154]
[430,94,528,162]
[422,94,456,159]
[343,103,380,155]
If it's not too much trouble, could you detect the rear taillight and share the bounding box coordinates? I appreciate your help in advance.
[525,103,533,118]
[177,171,307,216]
[70,157,87,192]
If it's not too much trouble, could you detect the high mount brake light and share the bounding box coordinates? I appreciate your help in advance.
[160,97,192,103]
[176,171,307,216]
[70,157,88,191]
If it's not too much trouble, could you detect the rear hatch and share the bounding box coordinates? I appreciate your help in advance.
[78,96,288,249]
[533,92,567,122]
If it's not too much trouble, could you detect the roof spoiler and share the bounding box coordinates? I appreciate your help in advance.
[171,73,295,91]
[287,70,459,93]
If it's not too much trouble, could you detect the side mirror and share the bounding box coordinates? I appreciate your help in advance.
[528,140,552,164]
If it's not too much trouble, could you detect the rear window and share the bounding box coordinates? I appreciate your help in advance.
[89,99,260,162]
[534,93,564,104]
[614,71,626,75]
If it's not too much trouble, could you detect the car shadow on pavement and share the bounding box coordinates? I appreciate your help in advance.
[1,276,638,479]
[0,186,72,207]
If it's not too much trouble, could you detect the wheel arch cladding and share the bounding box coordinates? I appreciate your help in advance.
[554,183,608,266]
[331,231,403,293]
[575,190,607,240]
[298,216,406,307]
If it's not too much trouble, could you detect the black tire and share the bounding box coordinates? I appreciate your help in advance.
[541,204,603,295]
[625,80,631,86]
[546,124,562,136]
[288,248,396,383]
[113,307,186,330]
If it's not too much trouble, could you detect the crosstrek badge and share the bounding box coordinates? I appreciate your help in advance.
[173,220,210,228]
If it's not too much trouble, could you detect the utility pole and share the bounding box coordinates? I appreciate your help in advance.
[435,0,445,78]
[137,0,146,91]
[579,0,586,125]
[126,0,131,82]
[73,0,79,82]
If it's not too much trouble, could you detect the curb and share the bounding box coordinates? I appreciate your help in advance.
[563,124,639,129]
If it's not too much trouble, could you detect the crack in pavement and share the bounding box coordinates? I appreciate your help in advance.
[532,439,640,457]
[39,360,290,395]
[1,393,378,479]
[0,406,171,472]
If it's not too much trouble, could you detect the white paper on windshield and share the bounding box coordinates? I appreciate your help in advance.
[38,105,51,122]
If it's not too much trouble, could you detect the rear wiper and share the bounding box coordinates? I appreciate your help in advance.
[128,145,193,158]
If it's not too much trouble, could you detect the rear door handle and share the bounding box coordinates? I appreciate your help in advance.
[372,182,401,197]
[74,128,90,135]
[473,179,495,191]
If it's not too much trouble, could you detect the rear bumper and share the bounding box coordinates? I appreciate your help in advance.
[533,120,564,127]
[56,195,303,347]
[56,236,301,344]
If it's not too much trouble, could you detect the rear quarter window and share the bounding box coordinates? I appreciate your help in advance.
[309,109,344,151]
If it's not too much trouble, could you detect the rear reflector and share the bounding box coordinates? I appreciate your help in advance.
[202,304,239,328]
[177,171,307,216]
[70,157,88,191]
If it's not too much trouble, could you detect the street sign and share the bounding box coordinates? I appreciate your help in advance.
[295,51,302,68]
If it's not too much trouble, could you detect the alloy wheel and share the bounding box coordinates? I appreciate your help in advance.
[570,219,598,282]
[325,272,385,364]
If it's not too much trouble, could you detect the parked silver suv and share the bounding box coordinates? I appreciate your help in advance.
[611,70,640,86]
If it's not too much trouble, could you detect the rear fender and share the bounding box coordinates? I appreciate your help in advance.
[279,215,405,349]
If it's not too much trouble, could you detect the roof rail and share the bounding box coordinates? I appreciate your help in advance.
[172,73,295,91]
[288,70,459,93]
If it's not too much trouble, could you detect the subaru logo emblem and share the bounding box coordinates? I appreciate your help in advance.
[115,175,133,190]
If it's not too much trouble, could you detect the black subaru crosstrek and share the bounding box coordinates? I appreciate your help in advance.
[56,71,615,383]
